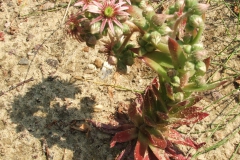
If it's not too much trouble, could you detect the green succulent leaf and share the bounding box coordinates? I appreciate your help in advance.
[141,56,170,81]
[182,81,227,92]
[168,38,187,69]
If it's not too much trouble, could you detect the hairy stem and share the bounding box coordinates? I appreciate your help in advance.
[190,25,204,45]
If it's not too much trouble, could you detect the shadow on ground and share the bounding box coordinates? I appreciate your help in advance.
[10,77,121,160]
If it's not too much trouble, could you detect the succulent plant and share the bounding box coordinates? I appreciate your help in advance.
[66,0,226,159]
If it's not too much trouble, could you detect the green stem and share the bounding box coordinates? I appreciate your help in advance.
[190,24,204,45]
[117,32,133,54]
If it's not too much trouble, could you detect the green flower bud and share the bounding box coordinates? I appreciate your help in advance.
[188,15,204,28]
[195,61,206,75]
[151,14,167,26]
[192,50,208,61]
[172,76,181,87]
[142,33,151,41]
[184,0,198,10]
[191,3,209,15]
[150,31,161,46]
[191,43,204,51]
[90,22,101,34]
[117,15,129,23]
[174,92,184,102]
[145,43,155,52]
[157,24,172,35]
[137,37,147,46]
[182,45,192,54]
[142,5,155,21]
[114,26,123,38]
[184,62,195,71]
[195,76,206,86]
[175,0,184,10]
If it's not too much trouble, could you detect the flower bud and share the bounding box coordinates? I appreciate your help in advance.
[150,31,161,46]
[117,15,129,23]
[139,0,147,9]
[151,14,167,26]
[184,0,198,9]
[175,0,184,10]
[191,3,209,15]
[172,76,181,87]
[184,62,195,71]
[108,56,118,65]
[114,26,123,38]
[195,61,206,75]
[157,24,172,35]
[145,43,155,52]
[192,50,208,61]
[195,76,206,86]
[91,22,101,34]
[174,92,184,102]
[182,45,192,54]
[191,43,204,51]
[188,15,204,28]
[142,33,151,42]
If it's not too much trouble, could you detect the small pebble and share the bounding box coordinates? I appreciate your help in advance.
[18,58,29,65]
[88,64,96,70]
[93,104,104,112]
[94,58,103,68]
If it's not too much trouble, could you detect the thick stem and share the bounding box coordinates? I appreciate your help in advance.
[117,21,141,54]
[117,32,133,54]
[190,24,204,45]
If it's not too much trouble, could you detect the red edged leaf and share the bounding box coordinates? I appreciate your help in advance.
[144,127,167,149]
[87,120,134,134]
[151,77,159,89]
[110,128,138,148]
[134,137,149,160]
[168,38,186,68]
[134,141,148,160]
[152,84,168,113]
[157,111,169,121]
[169,96,203,114]
[115,141,134,160]
[165,83,174,100]
[128,100,144,127]
[180,71,190,88]
[165,129,204,149]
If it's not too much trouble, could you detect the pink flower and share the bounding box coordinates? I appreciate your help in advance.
[74,0,98,11]
[88,0,129,34]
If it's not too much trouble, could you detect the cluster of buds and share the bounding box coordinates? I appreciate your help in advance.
[66,0,226,159]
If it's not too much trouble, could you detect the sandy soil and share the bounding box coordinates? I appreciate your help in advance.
[0,0,239,160]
